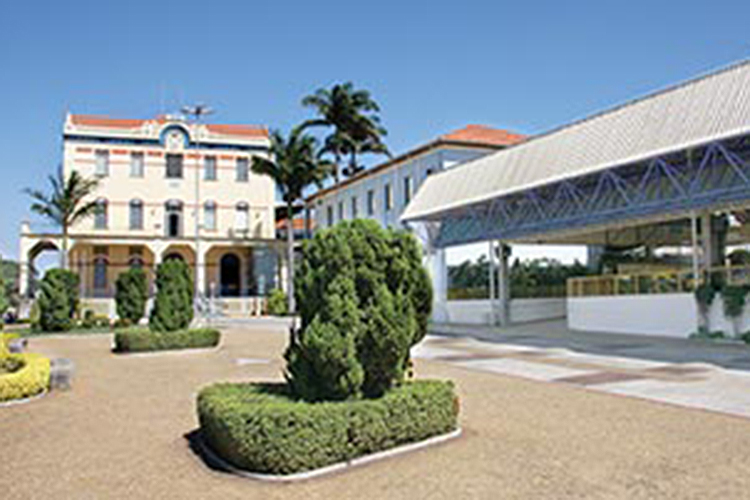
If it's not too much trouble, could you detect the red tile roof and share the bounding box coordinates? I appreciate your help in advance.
[440,124,526,147]
[205,124,268,138]
[69,114,268,138]
[276,218,312,231]
[70,115,146,128]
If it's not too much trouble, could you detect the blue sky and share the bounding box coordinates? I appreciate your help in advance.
[0,0,748,263]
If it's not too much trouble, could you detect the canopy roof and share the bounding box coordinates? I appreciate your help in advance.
[402,60,750,223]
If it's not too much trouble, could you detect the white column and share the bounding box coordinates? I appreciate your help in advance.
[496,241,510,327]
[196,250,207,299]
[429,248,449,323]
[701,212,713,271]
[488,240,497,325]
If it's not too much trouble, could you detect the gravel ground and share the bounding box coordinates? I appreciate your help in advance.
[3,323,750,499]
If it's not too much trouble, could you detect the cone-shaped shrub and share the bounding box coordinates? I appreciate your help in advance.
[149,259,193,332]
[115,267,148,325]
[290,219,432,400]
[37,269,79,332]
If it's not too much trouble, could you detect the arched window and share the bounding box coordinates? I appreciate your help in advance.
[94,198,108,229]
[165,200,183,237]
[235,202,249,231]
[204,201,217,231]
[129,199,143,230]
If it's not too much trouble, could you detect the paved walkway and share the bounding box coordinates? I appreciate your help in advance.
[4,324,750,499]
[424,320,750,418]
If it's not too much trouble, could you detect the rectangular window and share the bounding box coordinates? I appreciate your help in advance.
[235,204,249,230]
[130,152,144,178]
[384,183,393,211]
[404,176,412,204]
[204,156,217,181]
[327,206,334,227]
[94,201,108,229]
[236,158,249,182]
[367,190,375,216]
[204,203,217,230]
[129,201,143,230]
[338,201,344,221]
[166,154,183,178]
[95,150,109,177]
[351,196,358,218]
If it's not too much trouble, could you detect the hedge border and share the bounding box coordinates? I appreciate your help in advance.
[197,379,459,475]
[198,427,461,482]
[0,353,51,403]
[112,328,221,354]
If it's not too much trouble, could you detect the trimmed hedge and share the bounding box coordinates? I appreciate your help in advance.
[0,353,50,402]
[197,379,459,475]
[113,328,220,353]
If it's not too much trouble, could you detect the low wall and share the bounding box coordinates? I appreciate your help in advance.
[567,294,698,338]
[441,298,567,325]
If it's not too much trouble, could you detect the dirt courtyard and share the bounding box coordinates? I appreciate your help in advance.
[3,322,750,499]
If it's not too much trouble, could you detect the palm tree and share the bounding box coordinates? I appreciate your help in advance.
[25,168,99,269]
[251,128,332,313]
[301,82,389,182]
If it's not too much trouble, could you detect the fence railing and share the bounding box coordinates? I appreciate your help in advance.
[567,265,750,298]
[447,284,568,301]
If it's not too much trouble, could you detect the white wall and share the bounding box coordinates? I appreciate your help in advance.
[567,294,699,338]
[440,298,567,325]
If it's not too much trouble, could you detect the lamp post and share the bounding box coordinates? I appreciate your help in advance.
[181,104,214,311]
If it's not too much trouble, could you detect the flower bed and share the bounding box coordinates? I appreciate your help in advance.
[0,353,51,402]
[113,328,220,353]
[197,380,459,475]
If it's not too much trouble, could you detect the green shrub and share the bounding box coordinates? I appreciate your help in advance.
[149,259,193,332]
[266,289,288,316]
[290,220,433,400]
[113,327,219,353]
[689,327,726,340]
[0,353,50,402]
[0,271,8,327]
[197,379,458,475]
[115,268,149,324]
[37,269,79,332]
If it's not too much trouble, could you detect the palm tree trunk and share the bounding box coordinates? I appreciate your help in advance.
[61,225,68,270]
[333,150,341,184]
[286,202,296,314]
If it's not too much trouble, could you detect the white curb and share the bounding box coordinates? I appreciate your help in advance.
[112,344,222,358]
[0,389,48,408]
[197,427,462,482]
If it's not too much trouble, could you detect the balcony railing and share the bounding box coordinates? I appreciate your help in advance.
[567,265,750,298]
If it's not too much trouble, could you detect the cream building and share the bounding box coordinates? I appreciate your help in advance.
[19,113,283,317]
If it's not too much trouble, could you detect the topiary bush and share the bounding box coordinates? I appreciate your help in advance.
[36,269,79,332]
[266,288,288,316]
[149,259,193,332]
[115,267,148,325]
[197,379,458,475]
[113,327,220,353]
[288,219,433,400]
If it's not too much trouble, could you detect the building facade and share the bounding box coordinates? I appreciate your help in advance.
[304,125,525,320]
[19,114,283,317]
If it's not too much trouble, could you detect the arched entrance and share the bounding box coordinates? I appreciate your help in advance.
[220,253,241,297]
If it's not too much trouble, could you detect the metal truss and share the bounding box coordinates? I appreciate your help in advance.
[434,134,750,248]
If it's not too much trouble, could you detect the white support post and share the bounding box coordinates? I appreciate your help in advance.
[691,211,700,284]
[488,240,497,325]
[496,241,510,327]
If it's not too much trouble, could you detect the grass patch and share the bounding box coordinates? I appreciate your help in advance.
[197,379,459,475]
[113,328,220,353]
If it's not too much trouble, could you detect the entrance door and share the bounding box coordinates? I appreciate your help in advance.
[220,253,241,297]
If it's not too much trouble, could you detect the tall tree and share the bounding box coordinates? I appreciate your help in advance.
[25,168,99,269]
[251,128,332,313]
[302,82,389,182]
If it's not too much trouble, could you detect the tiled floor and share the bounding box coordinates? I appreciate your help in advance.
[413,333,750,418]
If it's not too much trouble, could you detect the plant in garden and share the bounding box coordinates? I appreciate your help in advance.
[265,289,288,316]
[36,269,79,332]
[694,282,717,330]
[0,271,8,328]
[25,168,99,269]
[251,128,332,314]
[722,285,750,336]
[288,219,432,400]
[149,259,193,332]
[115,267,148,325]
